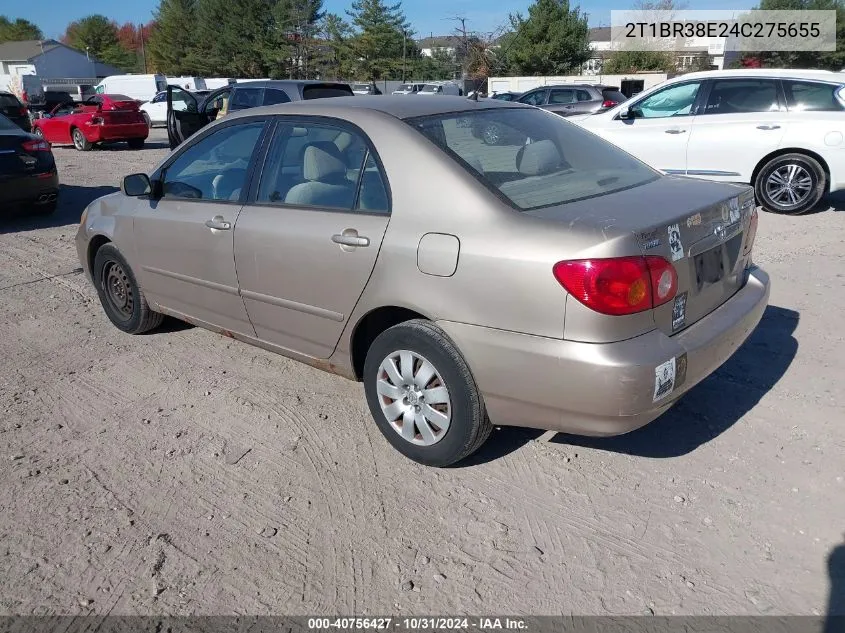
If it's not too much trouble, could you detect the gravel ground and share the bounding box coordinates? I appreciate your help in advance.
[1,128,843,616]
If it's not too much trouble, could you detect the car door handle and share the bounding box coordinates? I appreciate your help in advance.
[205,216,231,230]
[665,128,687,134]
[332,233,370,247]
[757,124,781,130]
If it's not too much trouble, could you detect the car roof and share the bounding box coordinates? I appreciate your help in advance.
[227,95,529,121]
[232,80,351,88]
[664,68,845,83]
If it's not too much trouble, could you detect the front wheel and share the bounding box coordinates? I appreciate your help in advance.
[72,128,92,151]
[363,319,492,467]
[93,244,164,334]
[754,153,826,215]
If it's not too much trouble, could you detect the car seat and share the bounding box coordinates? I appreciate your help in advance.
[285,145,355,208]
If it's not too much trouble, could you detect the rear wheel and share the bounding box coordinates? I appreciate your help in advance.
[93,244,163,334]
[72,128,92,152]
[127,138,145,150]
[481,123,501,145]
[33,127,47,142]
[754,153,826,215]
[363,319,492,467]
[142,112,151,128]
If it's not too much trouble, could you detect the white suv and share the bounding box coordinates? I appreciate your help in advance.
[573,69,845,215]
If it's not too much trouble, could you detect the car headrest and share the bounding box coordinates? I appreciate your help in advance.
[303,145,347,182]
[516,140,561,176]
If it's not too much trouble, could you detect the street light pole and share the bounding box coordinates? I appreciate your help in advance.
[402,30,406,82]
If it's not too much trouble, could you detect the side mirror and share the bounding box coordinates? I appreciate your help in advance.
[618,107,640,120]
[122,173,152,197]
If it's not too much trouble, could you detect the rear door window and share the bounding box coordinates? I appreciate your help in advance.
[230,88,263,111]
[783,80,845,111]
[549,89,576,104]
[703,79,779,114]
[263,88,292,106]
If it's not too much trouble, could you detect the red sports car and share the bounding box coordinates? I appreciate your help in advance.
[32,94,148,151]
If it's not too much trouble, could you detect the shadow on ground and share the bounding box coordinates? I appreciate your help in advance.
[0,184,118,234]
[460,305,799,466]
[825,538,845,632]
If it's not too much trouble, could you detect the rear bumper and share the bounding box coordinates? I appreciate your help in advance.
[0,171,59,209]
[85,123,149,142]
[437,266,770,436]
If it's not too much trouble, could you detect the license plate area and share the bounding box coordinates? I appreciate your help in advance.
[694,245,725,290]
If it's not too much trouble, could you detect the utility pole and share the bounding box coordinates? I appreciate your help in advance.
[402,30,407,82]
[139,23,148,73]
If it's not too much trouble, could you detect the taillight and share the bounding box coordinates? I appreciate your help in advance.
[601,99,618,108]
[19,106,28,116]
[22,139,51,152]
[553,256,678,316]
[743,207,758,256]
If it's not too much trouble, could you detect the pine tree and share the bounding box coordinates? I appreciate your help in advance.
[192,0,275,77]
[147,0,199,75]
[346,0,410,80]
[507,0,591,75]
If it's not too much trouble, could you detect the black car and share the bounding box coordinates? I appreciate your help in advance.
[488,91,522,101]
[0,91,31,132]
[0,112,59,215]
[166,80,355,149]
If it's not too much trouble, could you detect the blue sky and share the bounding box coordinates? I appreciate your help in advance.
[4,0,753,41]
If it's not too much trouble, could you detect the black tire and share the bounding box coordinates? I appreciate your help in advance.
[93,243,164,334]
[72,127,92,152]
[363,319,493,467]
[33,127,48,143]
[142,112,151,128]
[127,138,145,150]
[754,153,826,215]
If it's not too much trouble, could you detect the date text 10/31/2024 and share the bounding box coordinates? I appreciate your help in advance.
[307,618,529,631]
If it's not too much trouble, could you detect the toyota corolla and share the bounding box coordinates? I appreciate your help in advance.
[75,96,770,466]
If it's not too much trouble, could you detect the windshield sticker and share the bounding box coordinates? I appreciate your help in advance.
[653,357,677,402]
[672,292,688,331]
[668,224,684,261]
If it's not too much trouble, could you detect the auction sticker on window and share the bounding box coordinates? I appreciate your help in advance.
[653,357,677,402]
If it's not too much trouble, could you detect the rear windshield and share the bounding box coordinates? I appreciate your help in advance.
[106,94,134,101]
[156,78,167,92]
[303,84,354,99]
[602,89,627,103]
[407,108,659,211]
[0,94,21,108]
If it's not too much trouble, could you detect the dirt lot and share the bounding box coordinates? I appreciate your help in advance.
[1,128,843,616]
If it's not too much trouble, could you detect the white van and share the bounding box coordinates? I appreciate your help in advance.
[204,78,236,90]
[94,74,167,103]
[167,76,207,91]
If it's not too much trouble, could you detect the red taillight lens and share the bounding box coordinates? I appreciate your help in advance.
[743,207,758,256]
[601,99,618,108]
[553,256,677,316]
[19,106,28,116]
[22,139,50,152]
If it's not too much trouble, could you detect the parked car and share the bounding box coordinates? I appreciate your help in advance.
[419,82,462,96]
[392,83,426,95]
[165,79,355,149]
[574,68,845,215]
[76,95,769,467]
[32,94,148,151]
[140,90,195,127]
[352,82,382,95]
[94,74,167,104]
[488,91,522,101]
[0,112,58,215]
[0,74,45,110]
[516,84,628,117]
[0,91,31,132]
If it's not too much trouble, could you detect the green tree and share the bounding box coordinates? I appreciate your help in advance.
[192,0,275,77]
[147,0,198,74]
[316,13,356,79]
[602,49,676,73]
[507,0,591,75]
[62,15,137,71]
[744,0,845,70]
[346,0,411,80]
[271,0,325,78]
[0,16,43,42]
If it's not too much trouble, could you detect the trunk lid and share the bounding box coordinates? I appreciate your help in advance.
[526,175,756,335]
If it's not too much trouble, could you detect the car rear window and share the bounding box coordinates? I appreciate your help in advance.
[107,94,134,101]
[302,84,354,99]
[263,88,292,106]
[0,112,18,129]
[0,94,21,108]
[783,80,845,111]
[601,89,627,103]
[407,108,659,211]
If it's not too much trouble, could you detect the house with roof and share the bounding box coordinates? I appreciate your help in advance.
[0,39,122,79]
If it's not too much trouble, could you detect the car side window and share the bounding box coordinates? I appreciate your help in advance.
[631,82,701,119]
[152,92,166,104]
[703,79,779,115]
[162,121,265,201]
[263,88,292,106]
[549,89,576,104]
[519,90,546,106]
[576,89,592,101]
[783,80,844,112]
[256,121,389,213]
[230,88,263,111]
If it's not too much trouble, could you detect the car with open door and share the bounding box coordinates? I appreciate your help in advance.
[166,80,354,149]
[32,94,148,151]
[77,95,768,467]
